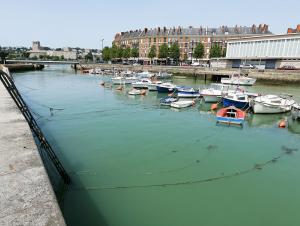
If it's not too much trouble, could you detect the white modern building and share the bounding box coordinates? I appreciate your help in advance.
[226,33,300,69]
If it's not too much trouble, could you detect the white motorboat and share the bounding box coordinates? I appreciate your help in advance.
[132,79,152,89]
[291,103,300,120]
[171,100,195,108]
[221,73,256,86]
[200,83,232,103]
[111,71,138,85]
[128,89,146,95]
[177,86,200,98]
[147,81,162,91]
[137,71,154,78]
[252,95,295,114]
[156,83,177,93]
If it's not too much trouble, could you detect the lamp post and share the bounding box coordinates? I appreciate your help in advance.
[191,40,194,64]
[100,38,104,52]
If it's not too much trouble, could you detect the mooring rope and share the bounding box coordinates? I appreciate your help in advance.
[66,146,297,192]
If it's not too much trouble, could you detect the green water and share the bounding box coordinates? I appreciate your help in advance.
[14,66,300,226]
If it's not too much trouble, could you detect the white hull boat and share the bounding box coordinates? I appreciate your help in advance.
[292,103,300,120]
[132,79,152,89]
[221,74,256,86]
[112,76,138,85]
[252,95,295,114]
[147,81,162,91]
[200,83,232,103]
[171,100,194,108]
[128,89,146,95]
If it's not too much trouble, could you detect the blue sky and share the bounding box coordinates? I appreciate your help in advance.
[1,0,300,49]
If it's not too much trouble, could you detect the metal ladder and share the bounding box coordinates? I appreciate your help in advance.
[0,67,70,184]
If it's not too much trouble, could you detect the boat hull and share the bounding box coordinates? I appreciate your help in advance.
[216,116,244,125]
[202,94,221,103]
[112,79,138,85]
[223,98,249,109]
[156,86,176,93]
[253,102,292,114]
[170,101,194,108]
[221,78,256,86]
[177,91,200,98]
[147,84,158,91]
[291,104,300,120]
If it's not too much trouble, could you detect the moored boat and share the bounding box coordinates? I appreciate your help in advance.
[177,86,200,98]
[221,73,256,86]
[160,96,179,106]
[216,106,246,125]
[291,103,300,120]
[147,81,162,91]
[156,83,177,93]
[128,89,146,95]
[222,92,250,109]
[200,83,232,103]
[132,79,152,89]
[252,95,295,114]
[156,71,172,79]
[170,100,195,108]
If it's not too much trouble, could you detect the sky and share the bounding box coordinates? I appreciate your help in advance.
[1,0,300,49]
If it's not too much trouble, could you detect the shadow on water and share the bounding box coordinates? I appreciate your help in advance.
[37,142,109,226]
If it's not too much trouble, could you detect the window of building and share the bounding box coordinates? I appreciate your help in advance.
[154,38,156,43]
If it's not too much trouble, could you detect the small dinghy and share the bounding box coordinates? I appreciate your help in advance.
[160,96,179,106]
[170,100,195,109]
[128,89,146,95]
[216,106,246,125]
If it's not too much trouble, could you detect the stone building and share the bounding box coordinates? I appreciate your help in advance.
[29,41,78,60]
[113,24,272,60]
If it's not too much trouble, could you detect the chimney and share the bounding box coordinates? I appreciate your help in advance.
[287,28,293,34]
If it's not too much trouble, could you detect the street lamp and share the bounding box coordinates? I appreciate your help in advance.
[100,38,104,52]
[191,40,194,64]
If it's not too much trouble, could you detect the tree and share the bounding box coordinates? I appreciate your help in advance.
[130,47,139,58]
[183,53,188,62]
[158,44,169,59]
[110,44,118,59]
[117,47,124,58]
[85,52,93,62]
[222,48,226,57]
[148,45,156,64]
[123,47,131,59]
[209,44,222,58]
[60,55,64,60]
[0,51,8,63]
[193,43,204,59]
[102,47,111,61]
[169,43,180,63]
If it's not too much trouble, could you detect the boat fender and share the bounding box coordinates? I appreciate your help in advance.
[192,100,196,106]
[278,119,287,128]
[141,90,146,95]
[116,86,123,91]
[211,103,218,110]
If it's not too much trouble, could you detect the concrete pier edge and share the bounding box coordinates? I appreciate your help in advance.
[0,66,66,226]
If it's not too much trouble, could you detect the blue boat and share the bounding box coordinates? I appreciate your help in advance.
[222,92,250,109]
[156,83,176,93]
[177,86,200,98]
[216,106,246,125]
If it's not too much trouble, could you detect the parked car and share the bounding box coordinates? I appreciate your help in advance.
[277,65,297,70]
[191,62,200,66]
[239,64,255,69]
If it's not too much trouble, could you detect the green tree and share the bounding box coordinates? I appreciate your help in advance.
[222,48,226,57]
[0,51,9,63]
[158,44,169,59]
[169,43,180,63]
[123,47,131,59]
[148,45,156,57]
[193,43,204,59]
[130,47,139,58]
[85,52,93,62]
[110,44,118,59]
[60,55,64,60]
[209,44,222,58]
[102,47,111,61]
[117,47,124,58]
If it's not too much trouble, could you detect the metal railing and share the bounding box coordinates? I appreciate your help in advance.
[0,66,70,184]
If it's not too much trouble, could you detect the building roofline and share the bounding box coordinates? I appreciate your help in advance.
[227,33,300,42]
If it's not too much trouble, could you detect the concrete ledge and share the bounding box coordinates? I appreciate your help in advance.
[0,81,65,225]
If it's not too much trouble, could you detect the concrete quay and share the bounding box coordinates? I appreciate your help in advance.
[4,63,44,72]
[0,75,65,225]
[78,63,300,83]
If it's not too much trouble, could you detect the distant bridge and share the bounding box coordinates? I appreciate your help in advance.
[6,59,79,65]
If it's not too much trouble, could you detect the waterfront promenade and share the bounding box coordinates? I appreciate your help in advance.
[78,64,300,83]
[0,68,65,225]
